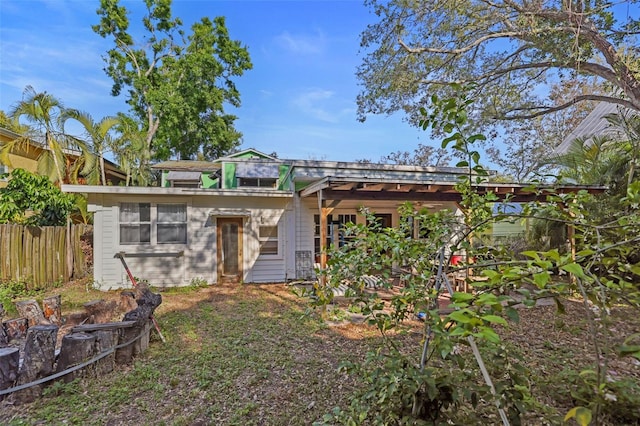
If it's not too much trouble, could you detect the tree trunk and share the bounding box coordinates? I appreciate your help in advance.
[42,295,62,326]
[72,322,136,374]
[84,299,117,324]
[123,287,162,325]
[12,324,58,404]
[0,304,5,347]
[118,291,138,314]
[114,287,162,364]
[0,347,19,398]
[4,318,28,342]
[0,326,7,348]
[66,216,73,280]
[115,322,142,365]
[55,332,96,382]
[100,155,106,186]
[91,329,117,375]
[0,321,9,348]
[15,299,47,327]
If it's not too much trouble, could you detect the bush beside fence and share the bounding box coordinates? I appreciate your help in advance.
[0,224,91,289]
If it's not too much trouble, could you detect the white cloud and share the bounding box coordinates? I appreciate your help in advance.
[292,88,341,123]
[274,30,326,55]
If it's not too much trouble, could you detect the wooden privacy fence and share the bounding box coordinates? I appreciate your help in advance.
[0,224,91,289]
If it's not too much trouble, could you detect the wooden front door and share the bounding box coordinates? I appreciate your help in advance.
[216,218,243,282]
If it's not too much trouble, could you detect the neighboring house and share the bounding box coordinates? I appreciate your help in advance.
[0,127,126,187]
[555,102,629,155]
[62,148,603,290]
[490,203,527,240]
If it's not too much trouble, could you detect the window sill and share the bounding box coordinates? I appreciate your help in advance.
[115,250,185,258]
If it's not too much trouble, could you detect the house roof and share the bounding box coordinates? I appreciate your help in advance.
[215,148,277,161]
[556,102,628,155]
[61,184,293,198]
[299,176,606,203]
[165,171,202,181]
[151,160,221,172]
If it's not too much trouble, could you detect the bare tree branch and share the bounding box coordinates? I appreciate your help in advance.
[398,31,522,55]
[499,94,637,120]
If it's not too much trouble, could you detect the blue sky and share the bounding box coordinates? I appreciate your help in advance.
[0,0,436,163]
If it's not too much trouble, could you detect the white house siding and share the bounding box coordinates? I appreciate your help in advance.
[189,197,219,283]
[92,194,192,289]
[297,197,317,265]
[88,192,293,289]
[243,198,291,283]
[99,206,120,287]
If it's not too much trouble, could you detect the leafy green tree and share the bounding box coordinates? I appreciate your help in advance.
[604,110,640,189]
[0,86,94,184]
[62,109,120,185]
[112,114,152,186]
[551,136,627,187]
[545,110,640,218]
[93,0,253,164]
[381,142,451,167]
[356,0,640,128]
[487,81,605,182]
[311,88,640,425]
[0,168,74,226]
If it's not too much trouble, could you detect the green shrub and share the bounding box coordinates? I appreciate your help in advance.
[0,280,36,315]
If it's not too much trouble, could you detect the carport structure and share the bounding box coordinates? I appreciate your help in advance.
[299,176,606,270]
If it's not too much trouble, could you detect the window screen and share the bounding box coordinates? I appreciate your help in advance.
[157,204,187,244]
[120,203,151,244]
[259,225,278,255]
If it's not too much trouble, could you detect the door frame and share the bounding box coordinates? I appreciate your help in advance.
[216,217,244,283]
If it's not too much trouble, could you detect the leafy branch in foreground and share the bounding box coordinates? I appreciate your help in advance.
[309,87,640,425]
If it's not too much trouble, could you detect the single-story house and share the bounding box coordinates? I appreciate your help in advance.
[62,149,604,290]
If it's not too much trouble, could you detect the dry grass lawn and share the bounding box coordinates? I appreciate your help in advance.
[1,280,639,425]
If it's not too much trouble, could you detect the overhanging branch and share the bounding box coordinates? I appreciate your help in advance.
[499,95,639,120]
[398,31,521,55]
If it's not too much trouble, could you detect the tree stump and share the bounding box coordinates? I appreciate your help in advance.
[84,299,116,324]
[0,323,7,348]
[0,304,6,347]
[72,323,132,376]
[0,347,19,399]
[55,332,97,382]
[91,329,117,375]
[4,318,28,342]
[123,288,162,324]
[15,299,48,327]
[12,324,58,404]
[42,295,62,326]
[64,312,91,328]
[118,291,138,313]
[114,287,162,364]
[115,323,143,365]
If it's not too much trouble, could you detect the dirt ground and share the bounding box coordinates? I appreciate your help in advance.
[2,280,640,425]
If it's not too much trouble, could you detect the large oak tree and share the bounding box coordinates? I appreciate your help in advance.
[357,0,640,127]
[93,0,252,163]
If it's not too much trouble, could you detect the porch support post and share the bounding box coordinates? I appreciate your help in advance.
[453,201,477,282]
[567,206,577,285]
[317,190,339,275]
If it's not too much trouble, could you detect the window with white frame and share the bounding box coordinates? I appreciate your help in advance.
[157,204,187,244]
[119,203,188,245]
[259,225,279,255]
[120,203,151,244]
